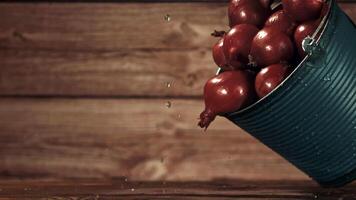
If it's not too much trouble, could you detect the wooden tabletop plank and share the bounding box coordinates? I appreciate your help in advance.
[0,49,214,97]
[0,98,306,181]
[0,3,355,97]
[0,179,355,199]
[0,3,227,51]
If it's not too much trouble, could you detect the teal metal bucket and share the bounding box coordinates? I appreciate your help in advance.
[226,0,356,187]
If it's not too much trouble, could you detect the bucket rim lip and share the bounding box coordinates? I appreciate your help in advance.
[224,0,334,118]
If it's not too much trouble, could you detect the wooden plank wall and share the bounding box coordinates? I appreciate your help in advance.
[0,2,355,181]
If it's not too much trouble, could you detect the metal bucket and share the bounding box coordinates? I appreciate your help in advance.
[225,0,356,187]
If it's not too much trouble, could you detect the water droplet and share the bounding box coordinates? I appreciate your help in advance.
[164,14,171,22]
[177,114,181,119]
[314,194,319,199]
[304,83,308,87]
[166,82,172,88]
[124,178,128,182]
[323,74,331,81]
[165,101,172,108]
[131,188,135,192]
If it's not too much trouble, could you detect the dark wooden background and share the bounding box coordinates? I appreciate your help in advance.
[0,1,355,182]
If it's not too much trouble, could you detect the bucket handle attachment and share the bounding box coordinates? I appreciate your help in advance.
[302,0,333,56]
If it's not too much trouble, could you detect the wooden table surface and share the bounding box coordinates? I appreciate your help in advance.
[0,179,355,199]
[0,2,356,199]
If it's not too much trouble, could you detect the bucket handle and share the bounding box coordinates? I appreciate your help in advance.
[302,0,333,56]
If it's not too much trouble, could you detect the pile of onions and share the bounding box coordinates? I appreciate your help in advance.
[200,0,328,129]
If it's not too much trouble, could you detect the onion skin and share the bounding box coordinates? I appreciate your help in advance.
[223,24,259,69]
[255,64,291,98]
[229,1,269,28]
[259,0,271,9]
[282,0,323,22]
[294,21,318,57]
[212,38,228,69]
[228,0,249,16]
[265,10,297,36]
[198,70,256,129]
[250,27,294,67]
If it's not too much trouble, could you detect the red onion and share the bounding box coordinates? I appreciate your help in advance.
[250,27,294,67]
[198,70,256,129]
[259,0,271,9]
[223,24,259,69]
[265,10,297,36]
[212,38,228,69]
[229,1,269,28]
[255,64,291,98]
[282,0,323,22]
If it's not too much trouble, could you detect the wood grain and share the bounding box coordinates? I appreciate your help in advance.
[0,179,355,199]
[0,98,306,181]
[0,3,355,97]
[0,49,214,97]
[0,3,227,51]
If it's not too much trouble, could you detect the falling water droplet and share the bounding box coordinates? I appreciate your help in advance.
[131,188,135,192]
[166,101,172,108]
[314,194,318,199]
[164,14,171,22]
[166,82,172,88]
[125,178,128,182]
[323,74,331,81]
[177,114,181,119]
